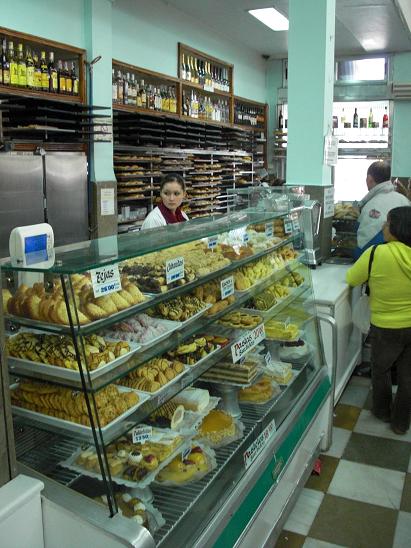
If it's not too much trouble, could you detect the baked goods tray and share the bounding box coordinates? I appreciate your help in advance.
[176,397,220,435]
[238,381,282,405]
[104,319,181,352]
[119,364,189,397]
[195,418,245,449]
[61,438,191,489]
[4,294,154,334]
[10,386,150,441]
[7,334,141,382]
[200,369,263,389]
[151,303,212,330]
[239,285,308,321]
[176,344,222,370]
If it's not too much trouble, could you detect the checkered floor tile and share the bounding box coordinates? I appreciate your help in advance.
[275,374,411,547]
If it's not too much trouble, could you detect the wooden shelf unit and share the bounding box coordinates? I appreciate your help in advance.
[0,26,86,104]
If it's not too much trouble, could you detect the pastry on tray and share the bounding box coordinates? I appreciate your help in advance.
[267,361,293,384]
[172,387,210,412]
[197,410,236,446]
[265,320,299,340]
[147,402,185,429]
[120,357,185,393]
[156,445,210,483]
[7,332,130,371]
[147,294,207,322]
[239,375,275,403]
[166,335,223,366]
[200,360,258,384]
[218,311,262,329]
[105,313,175,345]
[193,280,236,316]
[5,275,145,325]
[96,493,149,526]
[11,381,138,427]
[279,339,310,361]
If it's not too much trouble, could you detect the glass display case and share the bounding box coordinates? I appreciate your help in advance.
[1,196,330,546]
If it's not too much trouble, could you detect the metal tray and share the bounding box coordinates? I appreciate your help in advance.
[61,437,190,489]
[11,386,149,441]
[105,319,181,351]
[119,363,189,397]
[7,334,141,382]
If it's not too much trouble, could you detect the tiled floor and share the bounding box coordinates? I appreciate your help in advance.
[275,374,411,548]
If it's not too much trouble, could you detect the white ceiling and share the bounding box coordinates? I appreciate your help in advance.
[165,0,411,57]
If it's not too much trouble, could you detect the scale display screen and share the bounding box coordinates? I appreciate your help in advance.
[24,234,48,265]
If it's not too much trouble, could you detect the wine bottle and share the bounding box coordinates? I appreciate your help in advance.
[17,43,26,87]
[25,48,34,89]
[48,52,58,93]
[8,41,18,86]
[2,38,10,85]
[140,79,146,108]
[353,107,358,128]
[368,107,373,128]
[112,68,117,103]
[40,51,49,91]
[340,108,346,126]
[181,53,186,80]
[57,60,66,94]
[116,70,124,103]
[71,62,79,95]
[278,108,283,129]
[33,53,42,91]
[123,72,129,105]
[383,106,389,128]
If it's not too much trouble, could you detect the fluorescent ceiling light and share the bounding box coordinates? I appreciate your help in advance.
[248,7,289,31]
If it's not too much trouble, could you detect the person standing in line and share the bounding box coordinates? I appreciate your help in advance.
[347,206,411,434]
[354,161,409,258]
[141,173,189,229]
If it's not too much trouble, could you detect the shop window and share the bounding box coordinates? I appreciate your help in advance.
[336,57,387,82]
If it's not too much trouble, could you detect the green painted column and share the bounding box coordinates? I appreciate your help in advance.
[84,0,115,182]
[286,0,336,186]
[392,52,411,177]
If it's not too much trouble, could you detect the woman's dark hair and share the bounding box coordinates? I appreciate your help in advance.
[388,206,411,246]
[367,161,391,184]
[160,173,186,192]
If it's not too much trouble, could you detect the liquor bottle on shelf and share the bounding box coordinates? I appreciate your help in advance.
[340,108,346,127]
[278,108,283,130]
[116,70,124,103]
[171,87,177,113]
[112,68,117,103]
[368,107,373,128]
[124,72,130,104]
[2,38,10,85]
[25,48,34,89]
[353,107,358,128]
[40,51,49,91]
[140,79,147,108]
[136,79,142,107]
[149,86,156,110]
[194,58,200,84]
[8,41,18,87]
[17,43,27,87]
[64,62,72,95]
[48,52,58,93]
[383,106,389,128]
[71,62,79,96]
[33,54,41,91]
[185,56,191,82]
[130,74,137,106]
[181,53,187,80]
[57,60,66,94]
[190,56,196,84]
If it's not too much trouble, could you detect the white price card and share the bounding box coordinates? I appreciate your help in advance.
[166,257,185,284]
[243,232,249,245]
[221,276,235,299]
[90,264,121,298]
[265,223,273,238]
[291,213,300,231]
[284,218,293,234]
[208,236,218,250]
[101,188,115,216]
[132,425,152,444]
[231,324,266,363]
[243,418,276,469]
[264,351,272,367]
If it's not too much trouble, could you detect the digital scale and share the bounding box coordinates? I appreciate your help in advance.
[9,223,55,285]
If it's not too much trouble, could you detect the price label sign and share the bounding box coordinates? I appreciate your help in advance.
[166,257,185,284]
[221,276,235,299]
[243,232,249,245]
[231,324,266,363]
[265,223,273,238]
[291,213,300,231]
[181,447,191,461]
[284,217,293,234]
[208,236,218,250]
[264,351,272,367]
[243,418,276,470]
[90,264,121,298]
[132,425,152,445]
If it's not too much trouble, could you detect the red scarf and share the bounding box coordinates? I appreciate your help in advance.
[158,202,186,224]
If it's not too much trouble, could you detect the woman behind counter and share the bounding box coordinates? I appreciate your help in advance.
[346,206,411,435]
[141,173,189,230]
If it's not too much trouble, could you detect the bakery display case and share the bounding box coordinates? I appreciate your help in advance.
[1,194,331,547]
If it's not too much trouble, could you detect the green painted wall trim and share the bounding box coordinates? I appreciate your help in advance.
[392,52,411,177]
[213,376,331,548]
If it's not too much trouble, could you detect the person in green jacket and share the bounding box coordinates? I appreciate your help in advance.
[346,206,411,434]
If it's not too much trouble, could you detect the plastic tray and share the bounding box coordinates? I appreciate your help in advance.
[105,319,181,351]
[172,344,221,368]
[153,443,217,486]
[151,303,212,330]
[7,331,141,382]
[11,386,150,441]
[120,363,189,397]
[61,437,190,489]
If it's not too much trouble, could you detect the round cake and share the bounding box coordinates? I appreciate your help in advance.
[198,410,236,445]
[279,339,310,361]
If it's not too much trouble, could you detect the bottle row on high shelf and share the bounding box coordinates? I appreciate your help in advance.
[180,53,230,93]
[112,69,177,113]
[182,90,230,123]
[234,104,265,128]
[0,37,79,95]
[334,106,389,130]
